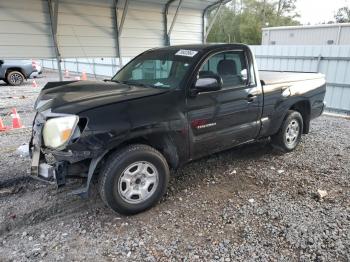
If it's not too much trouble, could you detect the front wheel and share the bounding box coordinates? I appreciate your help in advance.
[272,110,303,152]
[98,144,169,215]
[6,71,25,86]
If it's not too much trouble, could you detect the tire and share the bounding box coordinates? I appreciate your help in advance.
[271,110,303,152]
[6,71,25,86]
[98,144,170,215]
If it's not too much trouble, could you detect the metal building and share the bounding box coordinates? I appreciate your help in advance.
[0,0,229,79]
[260,23,350,114]
[250,45,350,114]
[262,23,350,45]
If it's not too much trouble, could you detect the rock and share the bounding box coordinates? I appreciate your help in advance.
[248,199,255,203]
[312,189,328,201]
[277,170,284,174]
[0,187,15,196]
[16,143,29,158]
[317,190,328,199]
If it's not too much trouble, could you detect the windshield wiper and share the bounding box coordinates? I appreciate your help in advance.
[103,79,121,83]
[121,80,154,88]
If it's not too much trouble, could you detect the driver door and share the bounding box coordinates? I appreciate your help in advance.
[187,50,262,159]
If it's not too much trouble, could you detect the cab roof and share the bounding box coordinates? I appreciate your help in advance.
[148,43,250,53]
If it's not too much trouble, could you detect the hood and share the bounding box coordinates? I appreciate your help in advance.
[35,80,169,114]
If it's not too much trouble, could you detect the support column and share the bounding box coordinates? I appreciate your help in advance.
[119,0,129,36]
[115,0,129,69]
[166,0,183,46]
[202,0,224,43]
[113,0,122,71]
[48,0,62,81]
[164,0,176,46]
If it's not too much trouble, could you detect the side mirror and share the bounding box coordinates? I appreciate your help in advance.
[240,69,248,83]
[194,76,222,93]
[0,60,4,65]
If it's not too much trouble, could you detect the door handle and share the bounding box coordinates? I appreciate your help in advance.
[247,94,257,102]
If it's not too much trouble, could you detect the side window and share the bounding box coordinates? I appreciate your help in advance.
[199,50,248,88]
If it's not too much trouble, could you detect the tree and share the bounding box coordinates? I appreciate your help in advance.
[206,0,300,45]
[276,0,297,17]
[334,7,350,23]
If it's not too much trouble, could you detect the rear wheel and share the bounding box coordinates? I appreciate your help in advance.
[272,110,303,152]
[6,71,24,86]
[98,144,169,215]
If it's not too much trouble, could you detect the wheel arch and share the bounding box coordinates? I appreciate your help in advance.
[97,132,180,174]
[261,99,312,137]
[289,100,311,134]
[5,67,27,79]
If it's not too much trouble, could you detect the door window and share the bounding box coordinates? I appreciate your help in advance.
[199,51,248,88]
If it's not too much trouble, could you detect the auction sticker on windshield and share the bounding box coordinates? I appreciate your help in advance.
[175,49,198,57]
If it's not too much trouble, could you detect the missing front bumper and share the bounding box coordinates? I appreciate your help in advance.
[30,144,108,197]
[31,147,67,186]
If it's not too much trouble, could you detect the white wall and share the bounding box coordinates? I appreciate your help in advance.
[0,0,55,58]
[0,0,222,59]
[57,0,117,57]
[117,0,205,57]
[262,24,350,45]
[251,45,350,113]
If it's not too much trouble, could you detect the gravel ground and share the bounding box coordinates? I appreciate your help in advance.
[0,73,349,261]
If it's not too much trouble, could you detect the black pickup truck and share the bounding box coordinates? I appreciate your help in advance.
[30,44,326,214]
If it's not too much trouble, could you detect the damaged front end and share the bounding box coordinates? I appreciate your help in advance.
[30,109,106,197]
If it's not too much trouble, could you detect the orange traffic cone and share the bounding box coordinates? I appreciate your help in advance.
[32,79,38,88]
[0,116,10,132]
[64,69,70,78]
[81,70,87,80]
[11,108,23,129]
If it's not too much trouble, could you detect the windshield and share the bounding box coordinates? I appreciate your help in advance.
[112,49,198,89]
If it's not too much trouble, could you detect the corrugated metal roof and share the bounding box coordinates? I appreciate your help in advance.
[0,0,227,59]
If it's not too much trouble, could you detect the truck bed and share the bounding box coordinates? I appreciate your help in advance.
[259,71,324,85]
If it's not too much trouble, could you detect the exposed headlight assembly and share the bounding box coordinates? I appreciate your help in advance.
[43,115,79,149]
